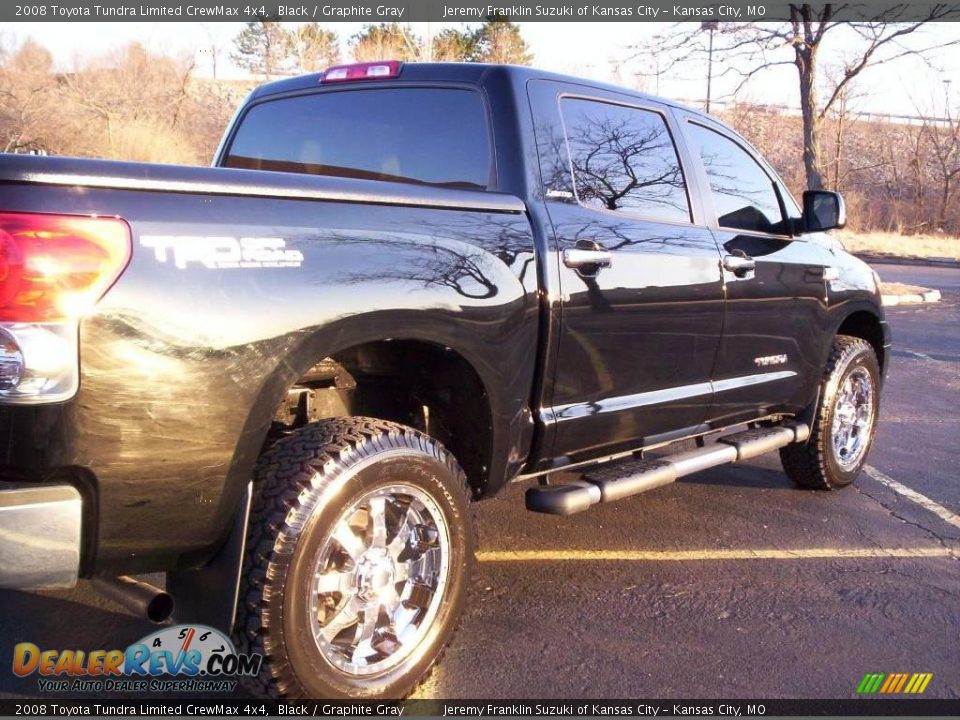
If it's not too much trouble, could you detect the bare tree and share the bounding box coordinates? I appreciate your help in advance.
[629,5,960,190]
[564,110,686,213]
[905,122,928,229]
[919,93,960,230]
[0,38,56,152]
[199,24,223,80]
[0,37,249,163]
[59,43,200,161]
[288,23,340,72]
[350,24,422,62]
[821,66,868,192]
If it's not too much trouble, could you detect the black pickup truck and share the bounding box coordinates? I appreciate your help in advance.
[0,61,889,698]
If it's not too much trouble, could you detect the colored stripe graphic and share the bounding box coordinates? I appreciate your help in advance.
[908,673,934,694]
[857,672,932,694]
[857,673,885,694]
[883,674,903,693]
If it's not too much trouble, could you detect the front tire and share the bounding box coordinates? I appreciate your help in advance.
[235,417,474,698]
[780,335,881,489]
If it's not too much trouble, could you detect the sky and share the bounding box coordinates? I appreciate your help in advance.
[6,21,960,118]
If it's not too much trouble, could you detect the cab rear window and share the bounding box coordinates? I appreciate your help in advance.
[224,87,491,190]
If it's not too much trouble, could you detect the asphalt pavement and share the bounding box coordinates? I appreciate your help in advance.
[1,263,957,701]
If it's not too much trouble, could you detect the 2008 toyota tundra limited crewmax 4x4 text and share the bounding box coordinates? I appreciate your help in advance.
[0,62,889,698]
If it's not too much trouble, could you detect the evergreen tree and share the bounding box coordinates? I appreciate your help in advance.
[471,17,532,65]
[431,26,477,61]
[231,21,289,78]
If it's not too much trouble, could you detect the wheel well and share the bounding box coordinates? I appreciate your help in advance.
[268,340,493,496]
[837,311,886,372]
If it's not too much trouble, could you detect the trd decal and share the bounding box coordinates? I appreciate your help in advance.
[140,235,303,269]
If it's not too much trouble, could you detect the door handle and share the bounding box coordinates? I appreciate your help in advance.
[722,254,756,276]
[563,248,613,272]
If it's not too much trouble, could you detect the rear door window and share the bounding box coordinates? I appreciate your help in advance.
[225,87,491,189]
[559,97,691,223]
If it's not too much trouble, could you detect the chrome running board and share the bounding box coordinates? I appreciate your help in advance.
[525,422,810,516]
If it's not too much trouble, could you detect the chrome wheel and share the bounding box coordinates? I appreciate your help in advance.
[307,483,451,677]
[831,366,875,470]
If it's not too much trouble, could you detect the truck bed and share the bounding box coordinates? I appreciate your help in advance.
[0,154,539,575]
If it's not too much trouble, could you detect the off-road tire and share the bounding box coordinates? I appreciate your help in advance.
[780,335,880,489]
[234,417,474,698]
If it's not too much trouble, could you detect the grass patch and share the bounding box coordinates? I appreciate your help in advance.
[836,230,960,260]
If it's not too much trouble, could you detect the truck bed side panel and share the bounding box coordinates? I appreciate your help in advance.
[0,178,538,574]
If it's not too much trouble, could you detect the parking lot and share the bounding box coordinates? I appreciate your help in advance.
[1,263,957,700]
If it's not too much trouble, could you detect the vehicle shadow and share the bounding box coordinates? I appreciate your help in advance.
[677,463,796,490]
[0,588,151,697]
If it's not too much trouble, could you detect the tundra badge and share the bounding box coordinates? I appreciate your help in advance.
[754,354,788,367]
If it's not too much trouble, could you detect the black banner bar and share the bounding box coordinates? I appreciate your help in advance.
[4,0,960,23]
[2,699,960,717]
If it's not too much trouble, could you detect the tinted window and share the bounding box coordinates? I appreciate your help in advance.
[560,98,690,223]
[225,88,490,189]
[688,123,785,233]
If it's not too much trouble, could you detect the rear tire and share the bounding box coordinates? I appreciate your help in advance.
[780,336,880,489]
[235,417,474,699]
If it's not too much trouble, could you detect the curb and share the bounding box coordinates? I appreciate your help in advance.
[859,253,960,269]
[881,288,942,307]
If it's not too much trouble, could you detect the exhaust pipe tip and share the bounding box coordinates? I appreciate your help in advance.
[92,576,175,624]
[145,590,175,624]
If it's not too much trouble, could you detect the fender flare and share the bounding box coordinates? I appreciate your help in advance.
[171,307,535,629]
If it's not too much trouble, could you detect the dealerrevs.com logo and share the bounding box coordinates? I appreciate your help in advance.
[13,624,262,693]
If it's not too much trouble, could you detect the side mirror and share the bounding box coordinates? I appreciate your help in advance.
[802,190,846,232]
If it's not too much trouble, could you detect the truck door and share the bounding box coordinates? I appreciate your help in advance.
[529,81,725,464]
[677,115,830,426]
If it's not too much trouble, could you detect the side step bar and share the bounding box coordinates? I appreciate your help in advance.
[526,423,810,516]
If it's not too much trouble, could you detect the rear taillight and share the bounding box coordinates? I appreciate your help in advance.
[0,212,130,323]
[320,60,402,83]
[0,212,129,404]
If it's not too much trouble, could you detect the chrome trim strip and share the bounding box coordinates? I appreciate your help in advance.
[0,483,82,589]
[549,370,797,423]
[551,381,713,421]
[713,370,797,393]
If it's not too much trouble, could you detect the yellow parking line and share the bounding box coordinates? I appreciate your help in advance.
[477,547,955,562]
